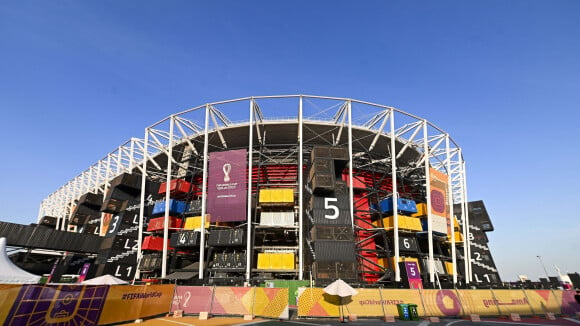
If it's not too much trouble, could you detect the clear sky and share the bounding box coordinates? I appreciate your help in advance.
[1,1,579,282]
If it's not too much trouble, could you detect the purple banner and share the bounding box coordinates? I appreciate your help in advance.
[77,263,91,283]
[404,261,423,289]
[207,149,248,222]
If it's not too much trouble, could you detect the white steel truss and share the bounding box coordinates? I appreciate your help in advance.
[38,95,471,284]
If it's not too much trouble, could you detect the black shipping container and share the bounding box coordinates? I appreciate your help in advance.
[39,216,58,228]
[313,261,358,282]
[310,146,333,160]
[82,224,99,235]
[106,250,138,265]
[100,196,128,214]
[310,226,353,241]
[109,235,138,251]
[170,230,200,248]
[309,174,336,195]
[211,251,246,270]
[98,262,136,280]
[309,193,349,211]
[185,200,203,215]
[387,235,419,253]
[308,195,351,226]
[310,158,335,176]
[208,229,246,247]
[105,211,140,237]
[312,241,357,262]
[139,253,163,271]
[568,273,580,289]
[77,192,104,209]
[330,147,348,161]
[109,173,142,194]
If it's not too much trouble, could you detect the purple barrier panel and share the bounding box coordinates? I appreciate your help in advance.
[561,290,580,315]
[3,284,108,326]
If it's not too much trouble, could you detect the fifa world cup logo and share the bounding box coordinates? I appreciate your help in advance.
[223,163,232,182]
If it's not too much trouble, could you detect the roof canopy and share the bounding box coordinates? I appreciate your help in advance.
[0,237,41,284]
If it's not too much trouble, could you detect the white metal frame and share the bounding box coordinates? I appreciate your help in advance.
[39,95,471,285]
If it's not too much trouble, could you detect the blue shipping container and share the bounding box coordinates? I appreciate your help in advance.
[152,199,187,215]
[376,197,417,214]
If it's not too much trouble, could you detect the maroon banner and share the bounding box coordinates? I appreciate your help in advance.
[207,149,248,222]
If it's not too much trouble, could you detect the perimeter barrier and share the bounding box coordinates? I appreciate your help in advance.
[170,286,289,319]
[2,284,579,324]
[297,287,580,318]
[0,283,175,325]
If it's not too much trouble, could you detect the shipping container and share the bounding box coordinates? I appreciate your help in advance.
[152,199,187,215]
[310,226,353,241]
[146,216,182,232]
[159,178,192,196]
[259,211,295,226]
[259,188,295,206]
[312,241,357,262]
[374,197,418,215]
[183,215,211,230]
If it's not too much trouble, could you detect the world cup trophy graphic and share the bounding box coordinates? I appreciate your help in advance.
[223,163,232,182]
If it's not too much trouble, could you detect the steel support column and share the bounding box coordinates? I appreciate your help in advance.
[246,99,255,283]
[423,120,435,284]
[298,96,304,280]
[390,109,400,282]
[161,117,175,278]
[199,104,210,280]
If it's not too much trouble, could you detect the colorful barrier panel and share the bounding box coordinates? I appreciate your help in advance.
[2,284,578,323]
[170,286,289,319]
[1,284,109,325]
[0,285,22,323]
[297,287,580,318]
[98,284,175,325]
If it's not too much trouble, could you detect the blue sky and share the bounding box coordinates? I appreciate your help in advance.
[1,1,579,282]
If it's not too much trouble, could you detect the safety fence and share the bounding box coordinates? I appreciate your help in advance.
[297,287,580,318]
[170,286,289,319]
[2,284,579,324]
[0,284,289,325]
[0,283,174,325]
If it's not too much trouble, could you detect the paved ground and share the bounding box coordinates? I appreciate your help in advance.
[118,315,580,326]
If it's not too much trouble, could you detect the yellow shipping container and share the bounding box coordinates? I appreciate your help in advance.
[445,261,455,275]
[259,188,294,205]
[257,253,270,270]
[279,253,295,270]
[452,231,463,242]
[411,203,428,217]
[377,256,421,272]
[379,215,422,232]
[269,253,282,269]
[183,215,210,230]
[405,217,423,231]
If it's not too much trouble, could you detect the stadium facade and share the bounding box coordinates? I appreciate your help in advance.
[35,95,502,288]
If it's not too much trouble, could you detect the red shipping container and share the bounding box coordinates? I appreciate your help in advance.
[142,236,173,251]
[159,179,191,195]
[147,216,182,232]
[342,172,366,189]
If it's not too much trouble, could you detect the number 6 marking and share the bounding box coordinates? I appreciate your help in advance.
[403,238,411,249]
[324,198,339,220]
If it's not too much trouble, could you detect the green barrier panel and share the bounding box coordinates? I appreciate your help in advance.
[263,279,310,306]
